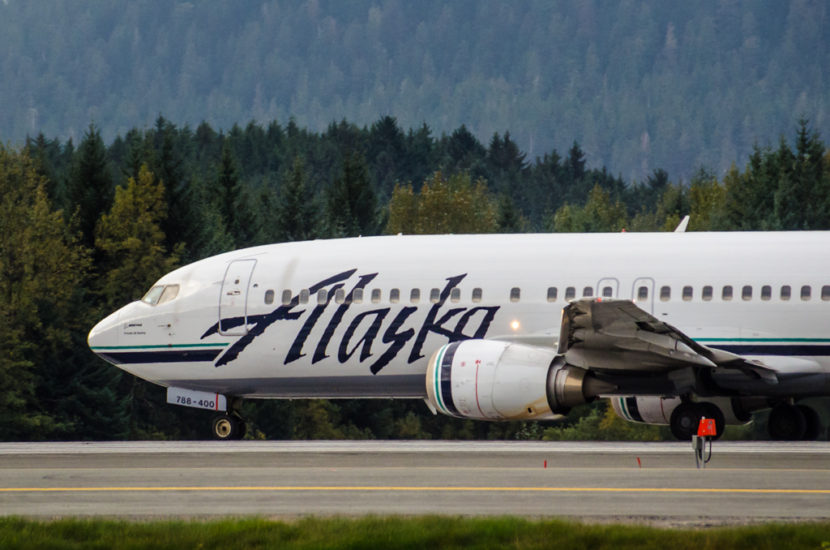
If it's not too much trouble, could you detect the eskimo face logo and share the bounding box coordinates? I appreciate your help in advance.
[201,270,499,374]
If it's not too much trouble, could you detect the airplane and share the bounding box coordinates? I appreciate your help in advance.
[87,230,830,440]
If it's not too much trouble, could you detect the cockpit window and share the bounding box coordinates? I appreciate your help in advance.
[142,286,165,305]
[142,284,179,306]
[158,285,179,305]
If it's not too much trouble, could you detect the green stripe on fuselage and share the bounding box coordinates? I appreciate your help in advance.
[90,343,229,350]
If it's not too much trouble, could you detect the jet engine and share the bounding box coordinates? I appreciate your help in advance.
[425,340,601,421]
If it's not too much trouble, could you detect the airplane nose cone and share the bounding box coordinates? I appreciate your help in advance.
[88,308,122,354]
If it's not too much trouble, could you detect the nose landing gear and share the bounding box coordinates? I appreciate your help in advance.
[211,414,247,440]
[210,398,247,440]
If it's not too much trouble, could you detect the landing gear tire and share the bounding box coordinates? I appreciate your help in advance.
[669,402,725,441]
[211,414,243,440]
[796,404,821,441]
[768,403,806,440]
[670,403,702,441]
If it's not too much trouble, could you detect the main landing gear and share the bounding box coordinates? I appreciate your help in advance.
[767,402,821,441]
[211,399,247,440]
[670,401,725,441]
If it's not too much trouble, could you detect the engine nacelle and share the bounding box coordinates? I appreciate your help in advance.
[425,340,590,421]
[611,395,753,426]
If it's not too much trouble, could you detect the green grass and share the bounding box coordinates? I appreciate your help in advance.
[1,516,829,550]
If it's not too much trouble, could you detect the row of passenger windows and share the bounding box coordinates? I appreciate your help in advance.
[263,284,830,305]
[264,287,484,305]
[642,284,830,302]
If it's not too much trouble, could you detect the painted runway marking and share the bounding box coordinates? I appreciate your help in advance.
[2,486,830,495]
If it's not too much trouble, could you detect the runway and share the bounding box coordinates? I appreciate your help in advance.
[1,441,829,523]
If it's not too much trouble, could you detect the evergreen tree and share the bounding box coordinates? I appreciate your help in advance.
[95,164,181,308]
[215,141,242,241]
[68,124,114,248]
[0,146,93,439]
[325,151,377,237]
[273,156,317,242]
[774,119,828,229]
[368,115,406,196]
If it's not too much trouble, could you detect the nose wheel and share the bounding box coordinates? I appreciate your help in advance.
[211,414,247,440]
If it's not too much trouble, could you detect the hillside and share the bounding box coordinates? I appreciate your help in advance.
[0,1,827,181]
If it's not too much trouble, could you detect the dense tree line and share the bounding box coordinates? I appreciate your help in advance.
[1,115,828,441]
[1,1,828,183]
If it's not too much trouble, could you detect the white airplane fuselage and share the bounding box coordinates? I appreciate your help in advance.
[88,232,830,403]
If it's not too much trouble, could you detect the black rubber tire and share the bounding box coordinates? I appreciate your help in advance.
[669,402,703,441]
[211,414,239,440]
[768,403,806,440]
[796,404,821,441]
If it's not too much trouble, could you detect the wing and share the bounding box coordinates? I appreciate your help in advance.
[558,298,778,384]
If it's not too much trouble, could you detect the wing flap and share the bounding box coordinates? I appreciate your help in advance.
[559,298,777,383]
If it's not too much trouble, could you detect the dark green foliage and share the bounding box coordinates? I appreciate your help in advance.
[325,151,378,237]
[67,124,114,248]
[271,156,318,242]
[1,116,828,441]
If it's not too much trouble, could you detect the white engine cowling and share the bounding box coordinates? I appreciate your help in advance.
[425,339,586,421]
[611,395,753,426]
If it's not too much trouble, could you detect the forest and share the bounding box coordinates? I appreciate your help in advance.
[0,1,827,183]
[1,114,829,441]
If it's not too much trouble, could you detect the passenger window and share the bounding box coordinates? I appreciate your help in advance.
[659,286,670,301]
[702,286,713,301]
[450,288,460,302]
[472,288,482,302]
[761,285,771,301]
[722,286,733,301]
[334,288,346,304]
[636,286,648,301]
[742,285,752,301]
[390,289,400,303]
[582,286,593,297]
[410,288,420,303]
[281,289,292,305]
[371,289,381,303]
[801,285,811,301]
[158,284,179,305]
[352,288,363,304]
[682,286,693,301]
[602,286,612,298]
[430,288,440,303]
[510,287,521,302]
[823,285,830,301]
[317,289,328,304]
[547,287,558,302]
[264,289,275,305]
[142,285,165,305]
[565,287,576,300]
[780,285,791,301]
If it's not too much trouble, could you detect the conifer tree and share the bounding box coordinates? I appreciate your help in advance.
[273,156,317,242]
[0,146,93,439]
[325,151,377,237]
[95,164,181,308]
[68,124,114,248]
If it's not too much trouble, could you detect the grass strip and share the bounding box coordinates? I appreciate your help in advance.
[1,516,829,550]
